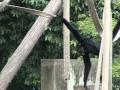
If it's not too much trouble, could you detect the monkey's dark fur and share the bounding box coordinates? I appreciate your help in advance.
[63,18,120,87]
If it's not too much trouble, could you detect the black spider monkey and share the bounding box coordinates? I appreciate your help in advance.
[63,18,120,87]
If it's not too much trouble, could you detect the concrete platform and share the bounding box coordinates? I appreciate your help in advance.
[41,58,99,90]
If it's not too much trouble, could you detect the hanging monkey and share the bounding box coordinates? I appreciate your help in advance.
[63,18,120,87]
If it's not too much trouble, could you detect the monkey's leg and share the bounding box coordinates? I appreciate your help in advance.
[83,53,91,87]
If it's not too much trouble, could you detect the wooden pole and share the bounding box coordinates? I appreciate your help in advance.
[86,0,103,36]
[7,5,56,17]
[102,0,112,89]
[63,0,70,80]
[94,32,104,90]
[0,0,61,89]
[109,9,113,90]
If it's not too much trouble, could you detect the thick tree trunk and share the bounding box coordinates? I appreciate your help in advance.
[0,0,61,90]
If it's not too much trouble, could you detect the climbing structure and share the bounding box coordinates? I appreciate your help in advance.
[0,0,115,90]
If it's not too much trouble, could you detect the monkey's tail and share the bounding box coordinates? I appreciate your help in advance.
[0,0,10,11]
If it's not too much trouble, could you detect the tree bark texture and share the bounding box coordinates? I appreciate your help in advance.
[0,0,61,89]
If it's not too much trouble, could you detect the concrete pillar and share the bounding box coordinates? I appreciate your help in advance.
[41,58,99,90]
[73,85,100,90]
[41,59,67,90]
[74,85,85,90]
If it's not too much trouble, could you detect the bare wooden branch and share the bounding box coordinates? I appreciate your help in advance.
[0,0,10,11]
[0,0,61,90]
[86,0,103,37]
[7,5,56,17]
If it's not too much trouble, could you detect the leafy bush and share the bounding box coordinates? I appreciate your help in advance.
[113,57,120,88]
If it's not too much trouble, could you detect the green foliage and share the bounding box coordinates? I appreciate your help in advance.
[0,0,50,89]
[112,0,120,19]
[113,57,120,78]
[69,16,101,58]
[0,0,64,89]
[70,0,88,20]
[0,0,120,89]
[77,17,99,39]
[113,57,120,87]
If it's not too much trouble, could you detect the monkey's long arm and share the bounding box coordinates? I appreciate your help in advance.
[63,18,120,46]
[63,18,84,43]
[0,0,10,11]
[7,5,56,17]
[63,18,100,54]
